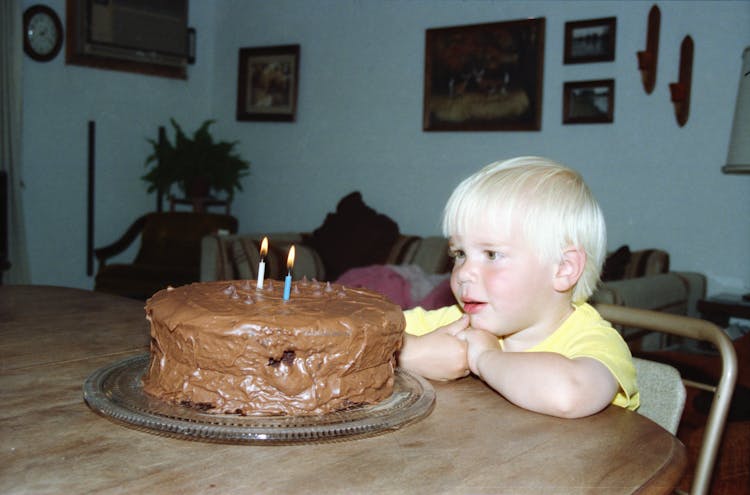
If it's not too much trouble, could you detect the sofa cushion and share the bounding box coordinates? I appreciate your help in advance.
[601,246,670,281]
[303,191,400,280]
[233,238,325,281]
[418,278,457,309]
[337,265,415,309]
[602,245,632,281]
[336,264,453,310]
[624,249,670,278]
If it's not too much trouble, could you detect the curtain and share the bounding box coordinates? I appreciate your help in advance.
[0,0,31,283]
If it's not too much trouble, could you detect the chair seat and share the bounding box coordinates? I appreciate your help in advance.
[95,263,198,299]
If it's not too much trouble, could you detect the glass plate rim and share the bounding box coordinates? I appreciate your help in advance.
[83,353,435,445]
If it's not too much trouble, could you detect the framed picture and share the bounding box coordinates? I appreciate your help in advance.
[236,44,300,122]
[564,17,616,64]
[563,79,614,124]
[423,18,546,131]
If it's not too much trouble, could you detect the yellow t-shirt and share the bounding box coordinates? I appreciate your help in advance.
[404,303,640,410]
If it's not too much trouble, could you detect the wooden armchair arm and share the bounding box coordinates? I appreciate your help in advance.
[93,215,148,267]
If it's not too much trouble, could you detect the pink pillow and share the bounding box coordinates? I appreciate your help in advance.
[417,278,456,310]
[336,265,414,309]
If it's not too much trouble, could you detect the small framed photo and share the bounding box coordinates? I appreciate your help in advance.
[564,17,616,64]
[236,44,300,122]
[563,79,614,124]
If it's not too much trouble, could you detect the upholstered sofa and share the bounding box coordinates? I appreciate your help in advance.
[201,230,705,315]
[200,192,706,316]
[200,231,455,306]
[200,192,706,317]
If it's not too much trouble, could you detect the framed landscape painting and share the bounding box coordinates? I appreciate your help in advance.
[423,18,546,131]
[564,17,616,64]
[563,79,614,124]
[236,44,300,122]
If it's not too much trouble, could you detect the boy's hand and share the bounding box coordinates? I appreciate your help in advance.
[457,328,502,376]
[399,315,470,381]
[432,314,471,337]
[456,330,619,418]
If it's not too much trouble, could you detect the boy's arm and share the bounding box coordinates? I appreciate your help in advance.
[398,315,470,381]
[461,329,618,418]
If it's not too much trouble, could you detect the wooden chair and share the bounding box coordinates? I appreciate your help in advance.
[595,303,738,495]
[94,211,237,299]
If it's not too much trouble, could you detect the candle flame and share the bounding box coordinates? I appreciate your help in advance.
[287,245,296,271]
[260,237,268,258]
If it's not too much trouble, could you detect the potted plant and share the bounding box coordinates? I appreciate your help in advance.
[142,119,250,200]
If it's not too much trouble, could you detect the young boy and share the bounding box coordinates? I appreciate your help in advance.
[398,157,639,418]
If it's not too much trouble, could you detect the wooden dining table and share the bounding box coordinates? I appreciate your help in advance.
[1,285,686,494]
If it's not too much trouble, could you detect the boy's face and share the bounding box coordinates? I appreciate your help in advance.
[448,217,563,338]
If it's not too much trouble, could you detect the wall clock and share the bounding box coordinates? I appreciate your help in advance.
[23,4,64,62]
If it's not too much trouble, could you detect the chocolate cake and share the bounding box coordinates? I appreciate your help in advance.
[141,279,405,416]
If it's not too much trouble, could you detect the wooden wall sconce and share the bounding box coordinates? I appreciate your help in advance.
[637,5,660,94]
[669,36,694,127]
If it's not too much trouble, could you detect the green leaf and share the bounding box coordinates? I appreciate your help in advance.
[141,118,250,200]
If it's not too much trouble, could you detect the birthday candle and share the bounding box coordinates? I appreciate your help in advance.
[283,245,295,301]
[256,237,268,289]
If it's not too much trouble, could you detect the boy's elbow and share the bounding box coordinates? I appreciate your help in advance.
[546,380,612,419]
[547,396,587,419]
[548,360,617,418]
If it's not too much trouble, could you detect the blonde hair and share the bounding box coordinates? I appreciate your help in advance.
[442,156,606,303]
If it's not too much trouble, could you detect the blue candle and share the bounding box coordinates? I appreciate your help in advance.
[283,245,295,301]
[283,273,292,300]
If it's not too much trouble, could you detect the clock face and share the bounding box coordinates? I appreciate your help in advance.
[27,13,58,54]
[23,5,63,62]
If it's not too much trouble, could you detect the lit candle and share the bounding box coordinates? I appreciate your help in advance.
[283,245,295,301]
[256,236,268,289]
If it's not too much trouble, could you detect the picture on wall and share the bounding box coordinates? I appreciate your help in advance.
[423,18,546,131]
[563,79,614,124]
[236,44,300,122]
[564,17,616,64]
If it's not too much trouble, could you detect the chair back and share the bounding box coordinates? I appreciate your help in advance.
[632,357,686,434]
[135,212,237,268]
[595,303,738,495]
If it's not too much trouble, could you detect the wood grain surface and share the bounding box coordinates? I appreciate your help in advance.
[0,285,686,494]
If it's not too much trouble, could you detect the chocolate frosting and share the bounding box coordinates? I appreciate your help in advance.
[142,279,404,416]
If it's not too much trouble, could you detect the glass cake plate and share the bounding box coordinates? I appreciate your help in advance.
[83,354,435,445]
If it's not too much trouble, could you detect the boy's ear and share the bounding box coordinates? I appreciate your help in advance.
[553,246,586,292]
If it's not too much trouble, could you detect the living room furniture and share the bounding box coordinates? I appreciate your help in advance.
[201,192,707,316]
[201,229,706,317]
[201,231,450,284]
[94,211,237,299]
[169,195,231,214]
[596,303,738,495]
[1,285,687,494]
[632,356,687,435]
[722,45,750,175]
[697,293,750,327]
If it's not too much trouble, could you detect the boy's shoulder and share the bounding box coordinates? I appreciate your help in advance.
[542,303,621,348]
